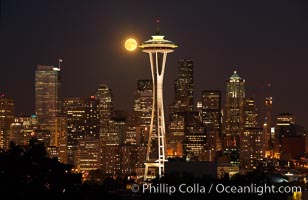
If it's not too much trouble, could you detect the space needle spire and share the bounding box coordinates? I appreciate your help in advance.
[156,19,160,35]
[139,21,178,181]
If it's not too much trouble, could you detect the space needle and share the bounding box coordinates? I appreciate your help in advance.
[139,20,177,181]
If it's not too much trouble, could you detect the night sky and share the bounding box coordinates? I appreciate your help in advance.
[1,0,308,128]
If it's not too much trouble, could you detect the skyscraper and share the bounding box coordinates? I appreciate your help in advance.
[224,71,245,165]
[263,95,273,151]
[134,80,153,131]
[240,127,264,172]
[84,96,100,139]
[182,112,207,161]
[202,90,222,160]
[76,96,102,174]
[9,115,38,147]
[35,65,61,130]
[274,113,297,156]
[139,25,177,180]
[167,111,185,158]
[49,114,68,164]
[95,85,113,139]
[77,136,101,172]
[167,58,194,158]
[128,81,151,174]
[62,97,86,166]
[240,98,264,173]
[101,116,126,175]
[172,58,194,113]
[133,80,153,145]
[244,98,258,128]
[168,59,194,159]
[0,95,15,149]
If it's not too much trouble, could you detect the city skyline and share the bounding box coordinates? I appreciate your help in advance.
[1,1,308,129]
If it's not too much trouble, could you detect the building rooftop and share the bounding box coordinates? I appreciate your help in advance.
[230,70,241,79]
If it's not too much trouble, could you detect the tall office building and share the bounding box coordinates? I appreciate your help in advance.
[128,82,151,172]
[167,112,185,158]
[77,136,101,172]
[95,85,113,140]
[182,112,207,161]
[277,113,307,159]
[133,80,152,145]
[224,71,245,165]
[84,96,100,139]
[172,58,194,113]
[240,127,264,173]
[120,144,137,175]
[274,113,297,156]
[263,83,273,151]
[101,116,126,175]
[62,98,86,166]
[202,90,222,160]
[49,114,68,164]
[244,98,258,128]
[35,65,61,130]
[106,116,126,145]
[49,115,67,147]
[75,96,101,173]
[168,59,194,159]
[263,97,273,153]
[0,95,15,149]
[9,120,24,146]
[125,113,138,145]
[134,80,153,129]
[9,115,38,147]
[240,98,264,173]
[95,85,113,120]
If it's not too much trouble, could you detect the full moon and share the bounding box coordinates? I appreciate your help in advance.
[124,38,137,51]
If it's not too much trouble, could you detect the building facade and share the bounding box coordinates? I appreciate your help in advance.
[202,90,222,161]
[168,58,195,159]
[62,97,86,166]
[0,95,15,149]
[35,65,61,130]
[224,71,245,166]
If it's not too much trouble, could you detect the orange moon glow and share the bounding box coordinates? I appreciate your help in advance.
[124,38,137,51]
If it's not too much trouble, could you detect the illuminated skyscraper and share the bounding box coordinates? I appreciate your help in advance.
[240,127,264,173]
[274,113,296,156]
[77,136,101,172]
[168,59,194,158]
[95,84,113,140]
[167,111,185,158]
[182,112,207,160]
[172,58,194,112]
[62,97,86,166]
[244,98,258,128]
[0,95,15,149]
[84,96,100,139]
[224,71,245,166]
[9,115,38,147]
[49,114,68,164]
[134,80,153,130]
[35,65,61,130]
[274,113,307,160]
[263,88,275,150]
[101,116,126,175]
[133,80,153,146]
[139,24,177,180]
[9,120,24,146]
[202,90,222,160]
[240,98,264,173]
